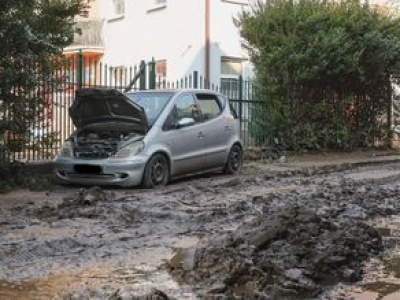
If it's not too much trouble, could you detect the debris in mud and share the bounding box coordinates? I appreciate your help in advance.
[62,186,113,206]
[169,204,384,299]
[64,287,174,300]
[27,187,144,223]
[169,248,197,271]
[137,289,172,300]
[218,177,242,188]
[120,204,143,224]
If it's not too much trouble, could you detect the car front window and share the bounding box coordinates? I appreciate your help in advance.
[125,92,173,126]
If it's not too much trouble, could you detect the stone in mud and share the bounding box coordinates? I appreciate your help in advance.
[108,289,122,300]
[121,204,143,224]
[264,173,275,180]
[78,186,109,205]
[61,186,112,207]
[252,195,265,203]
[339,204,367,219]
[284,268,306,281]
[132,288,171,300]
[219,177,241,188]
[263,284,299,299]
[281,269,317,291]
[207,283,227,294]
[340,268,359,282]
[169,247,197,271]
[249,226,286,250]
[231,200,253,213]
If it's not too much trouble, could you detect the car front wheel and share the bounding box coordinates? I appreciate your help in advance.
[142,154,170,189]
[224,144,243,175]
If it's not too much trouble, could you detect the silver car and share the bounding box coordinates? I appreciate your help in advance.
[54,88,243,188]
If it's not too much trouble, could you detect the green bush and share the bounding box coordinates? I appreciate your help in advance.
[239,0,400,151]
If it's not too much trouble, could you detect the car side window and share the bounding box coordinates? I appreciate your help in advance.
[163,94,201,130]
[195,93,222,121]
[176,94,198,120]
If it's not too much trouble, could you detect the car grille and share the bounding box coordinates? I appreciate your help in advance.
[73,144,116,159]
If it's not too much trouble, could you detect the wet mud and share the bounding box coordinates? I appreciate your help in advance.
[2,159,400,299]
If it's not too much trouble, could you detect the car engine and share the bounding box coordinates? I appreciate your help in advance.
[72,129,138,159]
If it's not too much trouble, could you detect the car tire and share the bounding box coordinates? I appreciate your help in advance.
[142,154,170,189]
[224,144,243,175]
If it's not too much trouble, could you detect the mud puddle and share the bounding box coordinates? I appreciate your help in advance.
[0,266,194,300]
[0,238,199,299]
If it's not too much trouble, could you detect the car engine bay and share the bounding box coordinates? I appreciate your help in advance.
[71,127,139,159]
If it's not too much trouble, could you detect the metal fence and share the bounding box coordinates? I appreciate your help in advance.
[1,56,267,163]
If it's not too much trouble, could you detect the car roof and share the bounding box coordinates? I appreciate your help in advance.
[125,89,224,96]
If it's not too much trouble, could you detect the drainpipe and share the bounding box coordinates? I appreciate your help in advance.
[205,0,210,87]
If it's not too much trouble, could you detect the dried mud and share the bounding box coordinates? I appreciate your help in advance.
[1,156,400,299]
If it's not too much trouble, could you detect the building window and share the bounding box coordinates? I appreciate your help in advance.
[148,0,167,12]
[108,0,125,22]
[221,57,242,78]
[113,0,125,16]
[220,57,243,97]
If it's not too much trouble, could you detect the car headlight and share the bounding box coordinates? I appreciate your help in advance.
[57,141,73,158]
[112,141,145,159]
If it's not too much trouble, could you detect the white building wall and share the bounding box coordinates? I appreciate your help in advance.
[211,1,248,59]
[98,0,251,84]
[209,0,252,84]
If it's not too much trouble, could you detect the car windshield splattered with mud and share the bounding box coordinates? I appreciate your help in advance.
[54,88,243,188]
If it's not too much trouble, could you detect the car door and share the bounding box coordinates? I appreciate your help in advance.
[194,92,231,169]
[160,93,206,176]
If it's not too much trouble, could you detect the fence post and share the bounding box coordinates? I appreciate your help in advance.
[148,58,156,89]
[139,60,146,90]
[388,82,393,148]
[238,75,243,121]
[193,71,199,89]
[77,49,84,89]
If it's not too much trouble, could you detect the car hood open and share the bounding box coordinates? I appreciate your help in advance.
[70,88,148,133]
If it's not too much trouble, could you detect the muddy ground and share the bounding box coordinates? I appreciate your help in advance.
[2,152,400,299]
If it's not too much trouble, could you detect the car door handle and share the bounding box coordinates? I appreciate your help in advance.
[225,125,231,131]
[198,131,205,138]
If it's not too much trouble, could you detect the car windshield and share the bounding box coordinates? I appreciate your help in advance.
[125,92,173,126]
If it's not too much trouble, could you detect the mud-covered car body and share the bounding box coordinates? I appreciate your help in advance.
[54,88,243,188]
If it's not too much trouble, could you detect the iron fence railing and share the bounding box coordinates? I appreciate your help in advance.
[1,55,267,163]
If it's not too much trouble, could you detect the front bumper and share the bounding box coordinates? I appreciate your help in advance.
[54,156,148,187]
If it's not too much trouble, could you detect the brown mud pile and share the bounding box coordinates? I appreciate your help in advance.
[170,205,383,299]
[168,174,400,299]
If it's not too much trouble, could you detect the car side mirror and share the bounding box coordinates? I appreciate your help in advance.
[177,117,195,128]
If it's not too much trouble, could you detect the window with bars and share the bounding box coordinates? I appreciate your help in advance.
[220,57,243,98]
